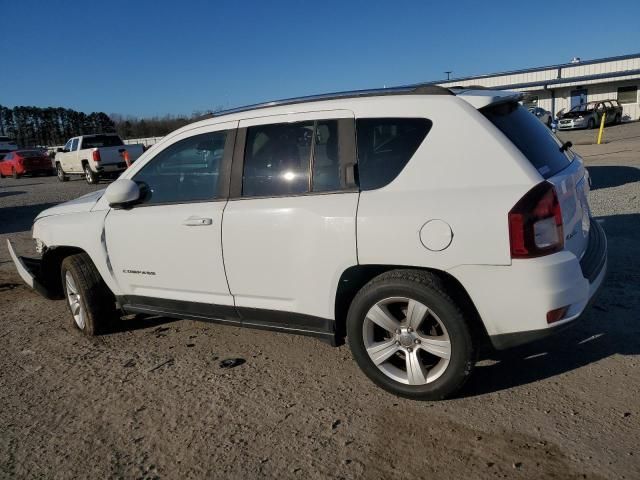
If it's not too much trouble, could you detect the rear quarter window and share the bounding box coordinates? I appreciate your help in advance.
[482,102,573,178]
[356,118,432,190]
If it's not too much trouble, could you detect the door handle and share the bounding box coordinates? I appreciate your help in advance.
[182,216,213,226]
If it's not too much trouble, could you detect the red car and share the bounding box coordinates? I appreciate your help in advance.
[0,150,54,178]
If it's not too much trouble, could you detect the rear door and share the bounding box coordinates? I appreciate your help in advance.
[482,102,590,259]
[222,111,358,327]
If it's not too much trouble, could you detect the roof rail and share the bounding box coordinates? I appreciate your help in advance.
[210,84,452,118]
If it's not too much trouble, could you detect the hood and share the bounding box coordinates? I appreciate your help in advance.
[35,188,106,220]
[562,110,593,119]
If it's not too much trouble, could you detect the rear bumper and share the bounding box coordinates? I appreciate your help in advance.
[449,219,607,350]
[96,162,127,173]
[6,239,54,298]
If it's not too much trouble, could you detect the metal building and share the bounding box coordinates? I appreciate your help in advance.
[435,52,640,121]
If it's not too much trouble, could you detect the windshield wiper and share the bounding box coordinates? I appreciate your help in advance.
[560,141,572,152]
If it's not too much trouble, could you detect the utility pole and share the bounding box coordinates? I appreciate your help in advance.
[444,71,452,81]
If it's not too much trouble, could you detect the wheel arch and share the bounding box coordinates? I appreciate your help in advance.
[334,264,490,348]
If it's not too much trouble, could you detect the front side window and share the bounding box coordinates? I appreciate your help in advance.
[64,140,73,151]
[356,118,432,190]
[71,138,79,151]
[133,131,227,205]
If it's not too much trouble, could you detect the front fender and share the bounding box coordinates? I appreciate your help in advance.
[33,210,122,296]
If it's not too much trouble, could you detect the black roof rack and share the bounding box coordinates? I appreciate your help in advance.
[209,84,452,118]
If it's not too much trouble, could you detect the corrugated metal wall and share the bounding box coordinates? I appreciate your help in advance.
[437,55,640,120]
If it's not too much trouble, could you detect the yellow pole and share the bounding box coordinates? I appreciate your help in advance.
[597,112,606,145]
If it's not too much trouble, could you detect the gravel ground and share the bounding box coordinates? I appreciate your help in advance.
[0,123,639,479]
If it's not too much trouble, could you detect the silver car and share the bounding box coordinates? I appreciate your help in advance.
[528,107,552,127]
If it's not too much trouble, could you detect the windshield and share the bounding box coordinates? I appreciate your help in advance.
[570,103,596,112]
[482,102,573,178]
[82,135,124,149]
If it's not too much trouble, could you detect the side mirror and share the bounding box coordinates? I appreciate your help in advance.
[105,179,141,208]
[57,148,64,153]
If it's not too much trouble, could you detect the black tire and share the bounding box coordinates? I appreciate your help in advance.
[0,170,4,178]
[587,118,596,129]
[11,168,19,179]
[61,253,117,335]
[56,163,69,182]
[615,114,621,125]
[346,269,476,400]
[83,163,99,184]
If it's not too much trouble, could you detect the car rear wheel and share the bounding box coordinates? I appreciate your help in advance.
[61,253,117,335]
[56,163,69,182]
[347,269,476,400]
[83,163,99,184]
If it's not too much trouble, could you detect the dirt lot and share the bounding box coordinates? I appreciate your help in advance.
[1,123,639,479]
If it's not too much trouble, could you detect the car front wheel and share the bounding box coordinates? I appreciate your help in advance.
[347,269,476,400]
[56,163,69,182]
[61,253,117,335]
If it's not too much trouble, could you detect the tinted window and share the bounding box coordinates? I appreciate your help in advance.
[4,153,13,160]
[18,150,44,158]
[71,138,79,151]
[64,140,73,151]
[134,131,226,205]
[82,135,124,149]
[483,102,572,178]
[311,120,342,192]
[242,121,313,197]
[356,118,432,190]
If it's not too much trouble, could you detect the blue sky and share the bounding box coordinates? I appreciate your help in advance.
[2,0,639,117]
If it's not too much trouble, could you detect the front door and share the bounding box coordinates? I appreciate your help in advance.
[105,122,237,313]
[570,88,588,109]
[222,111,358,331]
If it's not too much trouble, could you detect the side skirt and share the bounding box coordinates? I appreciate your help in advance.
[117,295,339,346]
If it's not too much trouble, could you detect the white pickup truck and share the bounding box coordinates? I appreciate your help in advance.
[55,134,144,184]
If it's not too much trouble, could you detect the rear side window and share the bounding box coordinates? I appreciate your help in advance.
[241,119,351,197]
[134,131,227,205]
[356,118,432,190]
[482,102,572,178]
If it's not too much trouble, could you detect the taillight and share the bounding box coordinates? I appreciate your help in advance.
[92,150,101,162]
[508,182,563,258]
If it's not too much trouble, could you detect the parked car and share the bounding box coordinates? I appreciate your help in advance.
[558,100,623,130]
[528,107,552,127]
[54,134,144,184]
[0,149,54,178]
[8,86,607,400]
[0,135,18,159]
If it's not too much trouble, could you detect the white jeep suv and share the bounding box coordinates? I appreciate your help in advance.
[8,86,607,399]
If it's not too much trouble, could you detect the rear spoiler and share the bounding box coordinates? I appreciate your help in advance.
[450,88,524,109]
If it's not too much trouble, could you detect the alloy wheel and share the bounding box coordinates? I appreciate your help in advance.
[362,296,451,385]
[65,271,86,330]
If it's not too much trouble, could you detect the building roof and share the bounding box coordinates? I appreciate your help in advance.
[431,52,640,85]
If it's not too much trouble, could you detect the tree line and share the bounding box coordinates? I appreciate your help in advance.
[0,106,116,147]
[0,105,218,147]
